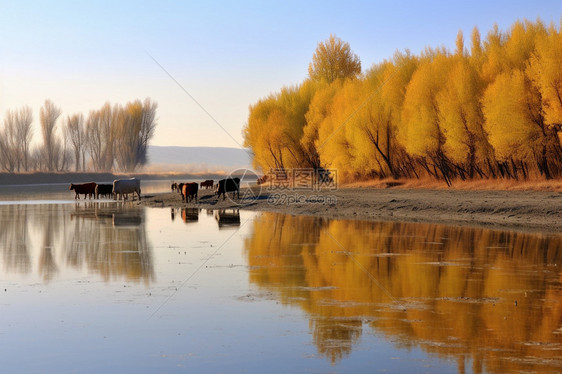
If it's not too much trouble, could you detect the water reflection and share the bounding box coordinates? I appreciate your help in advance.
[0,203,154,284]
[181,207,199,223]
[0,204,32,274]
[214,209,241,229]
[244,213,562,372]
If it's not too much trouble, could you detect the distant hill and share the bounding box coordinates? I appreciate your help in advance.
[145,146,254,173]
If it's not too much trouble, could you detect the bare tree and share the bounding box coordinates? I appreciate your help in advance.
[138,98,158,165]
[30,147,43,171]
[58,128,71,171]
[114,102,139,172]
[65,113,86,171]
[86,103,116,171]
[0,110,19,171]
[39,100,62,171]
[99,103,117,170]
[86,109,102,170]
[15,106,33,171]
[114,98,157,172]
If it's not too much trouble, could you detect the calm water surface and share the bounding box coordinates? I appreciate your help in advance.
[0,186,561,373]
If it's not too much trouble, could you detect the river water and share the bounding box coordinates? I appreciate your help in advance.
[0,182,560,373]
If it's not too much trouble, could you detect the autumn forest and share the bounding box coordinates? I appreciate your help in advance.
[244,19,562,184]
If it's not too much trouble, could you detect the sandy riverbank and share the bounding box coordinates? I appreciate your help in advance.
[140,186,561,234]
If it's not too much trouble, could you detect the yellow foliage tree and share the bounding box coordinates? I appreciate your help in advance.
[308,34,361,83]
[301,81,339,170]
[482,70,553,178]
[244,82,317,173]
[504,19,546,70]
[437,52,493,178]
[314,80,358,180]
[379,51,419,178]
[401,50,454,182]
[528,22,562,134]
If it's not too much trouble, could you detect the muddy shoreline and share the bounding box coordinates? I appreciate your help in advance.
[140,187,562,234]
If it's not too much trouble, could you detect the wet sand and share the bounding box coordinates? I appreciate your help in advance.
[141,187,562,234]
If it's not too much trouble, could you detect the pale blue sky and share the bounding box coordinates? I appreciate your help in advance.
[0,1,560,147]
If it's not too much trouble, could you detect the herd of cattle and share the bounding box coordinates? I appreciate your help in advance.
[69,177,241,202]
[171,177,240,202]
[70,178,142,200]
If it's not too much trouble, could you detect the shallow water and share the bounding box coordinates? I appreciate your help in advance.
[0,186,561,373]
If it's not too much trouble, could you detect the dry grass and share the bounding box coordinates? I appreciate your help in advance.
[343,178,562,192]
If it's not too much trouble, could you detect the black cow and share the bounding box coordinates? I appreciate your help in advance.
[95,184,113,199]
[215,177,240,200]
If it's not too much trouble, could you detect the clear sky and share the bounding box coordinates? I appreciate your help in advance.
[0,0,560,148]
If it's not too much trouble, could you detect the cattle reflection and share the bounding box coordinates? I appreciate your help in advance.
[244,213,562,372]
[214,209,240,229]
[70,202,144,227]
[181,208,199,223]
[0,204,153,284]
[112,212,143,227]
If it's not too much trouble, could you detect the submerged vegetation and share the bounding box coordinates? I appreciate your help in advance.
[0,98,157,173]
[244,20,562,184]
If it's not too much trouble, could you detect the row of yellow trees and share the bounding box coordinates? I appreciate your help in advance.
[244,20,562,183]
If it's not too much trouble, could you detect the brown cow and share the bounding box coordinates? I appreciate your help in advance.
[176,183,185,194]
[200,179,214,189]
[70,182,97,200]
[181,182,198,203]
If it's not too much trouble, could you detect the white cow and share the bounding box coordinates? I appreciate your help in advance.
[113,178,141,201]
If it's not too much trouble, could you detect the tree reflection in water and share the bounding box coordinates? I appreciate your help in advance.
[66,203,154,284]
[244,212,562,372]
[0,204,31,274]
[0,203,154,284]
